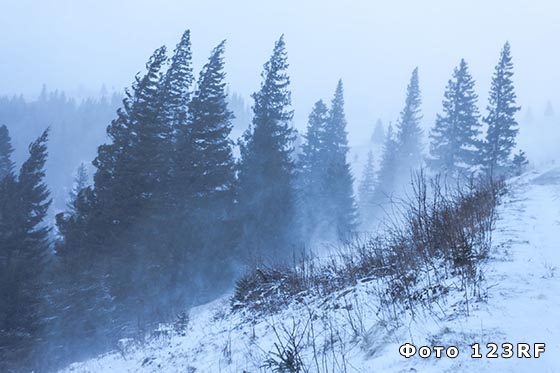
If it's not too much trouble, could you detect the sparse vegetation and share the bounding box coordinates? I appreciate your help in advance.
[233,171,505,322]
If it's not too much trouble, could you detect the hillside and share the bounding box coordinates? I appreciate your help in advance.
[60,166,560,373]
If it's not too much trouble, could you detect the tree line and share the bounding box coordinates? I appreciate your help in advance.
[0,31,524,371]
[359,42,525,224]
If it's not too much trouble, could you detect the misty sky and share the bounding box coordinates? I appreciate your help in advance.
[1,0,558,144]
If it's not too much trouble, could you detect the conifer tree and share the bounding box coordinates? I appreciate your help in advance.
[66,162,89,214]
[0,126,17,370]
[395,67,423,176]
[481,42,521,177]
[0,129,51,371]
[374,124,398,204]
[160,30,194,201]
[298,100,329,241]
[0,125,15,181]
[359,150,376,225]
[189,40,235,205]
[512,149,529,176]
[160,30,194,133]
[375,68,423,204]
[323,80,357,239]
[238,35,297,261]
[300,100,329,180]
[371,119,385,144]
[93,45,168,240]
[185,40,236,282]
[429,59,482,175]
[90,46,170,326]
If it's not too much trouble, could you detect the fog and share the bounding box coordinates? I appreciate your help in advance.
[2,2,560,371]
[2,0,559,145]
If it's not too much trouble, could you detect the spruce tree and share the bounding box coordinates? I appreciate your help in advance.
[358,150,376,226]
[300,100,329,179]
[0,125,15,181]
[375,68,423,203]
[93,45,168,240]
[371,119,385,144]
[373,124,398,205]
[0,129,51,371]
[189,40,235,205]
[298,100,329,242]
[481,42,520,177]
[160,30,194,201]
[429,59,482,175]
[395,67,423,177]
[323,80,357,239]
[186,40,236,284]
[15,128,51,271]
[238,35,297,262]
[66,162,89,214]
[0,126,17,370]
[160,30,194,133]
[91,46,170,326]
[512,149,529,176]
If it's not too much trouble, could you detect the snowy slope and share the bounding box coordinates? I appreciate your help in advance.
[60,166,560,373]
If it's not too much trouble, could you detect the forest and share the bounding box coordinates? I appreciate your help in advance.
[0,29,527,372]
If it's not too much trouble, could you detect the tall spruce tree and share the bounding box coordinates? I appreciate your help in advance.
[186,40,236,286]
[90,46,170,327]
[481,42,520,177]
[429,59,482,175]
[395,67,423,176]
[93,45,168,242]
[189,40,235,205]
[323,80,357,239]
[373,124,398,205]
[238,35,297,262]
[160,30,194,201]
[0,126,17,370]
[298,100,329,242]
[374,68,423,205]
[0,129,51,371]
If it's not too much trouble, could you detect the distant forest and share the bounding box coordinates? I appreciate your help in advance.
[0,86,251,215]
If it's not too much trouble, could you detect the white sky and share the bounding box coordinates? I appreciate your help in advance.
[1,0,559,144]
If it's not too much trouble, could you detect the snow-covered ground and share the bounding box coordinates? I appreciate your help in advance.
[60,165,560,372]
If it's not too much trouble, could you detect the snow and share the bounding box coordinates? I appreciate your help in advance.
[60,165,560,373]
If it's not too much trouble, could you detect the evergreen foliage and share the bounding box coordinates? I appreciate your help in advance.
[297,81,357,243]
[373,124,398,205]
[394,67,423,176]
[0,124,15,181]
[238,35,297,262]
[512,149,529,176]
[374,68,423,208]
[358,150,376,225]
[481,42,521,177]
[0,128,51,371]
[371,119,385,144]
[298,100,329,240]
[66,162,89,214]
[182,39,237,288]
[322,80,358,239]
[429,59,482,175]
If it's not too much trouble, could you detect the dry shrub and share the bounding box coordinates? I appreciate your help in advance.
[232,171,505,319]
